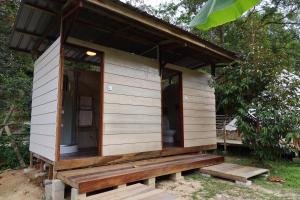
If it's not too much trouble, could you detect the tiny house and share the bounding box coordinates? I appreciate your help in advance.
[10,0,236,193]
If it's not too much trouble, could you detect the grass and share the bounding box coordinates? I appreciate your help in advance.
[186,172,282,200]
[226,156,300,194]
[177,151,300,199]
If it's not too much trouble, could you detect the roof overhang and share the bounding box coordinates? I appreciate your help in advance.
[10,0,237,69]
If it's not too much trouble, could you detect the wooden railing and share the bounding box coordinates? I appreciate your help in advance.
[216,115,242,152]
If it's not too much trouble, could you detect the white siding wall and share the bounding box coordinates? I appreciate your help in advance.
[30,37,61,161]
[166,64,217,147]
[67,37,217,155]
[103,47,162,155]
[67,37,162,156]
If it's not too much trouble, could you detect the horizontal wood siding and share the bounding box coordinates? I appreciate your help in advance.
[29,37,60,161]
[166,64,217,148]
[103,46,162,156]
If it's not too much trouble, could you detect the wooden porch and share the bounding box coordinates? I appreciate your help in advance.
[57,153,223,194]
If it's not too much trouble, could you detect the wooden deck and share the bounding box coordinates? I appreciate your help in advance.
[86,183,177,200]
[200,163,269,183]
[57,153,223,193]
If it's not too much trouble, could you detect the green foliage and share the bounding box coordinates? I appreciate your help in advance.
[190,0,260,30]
[0,0,33,169]
[236,70,300,160]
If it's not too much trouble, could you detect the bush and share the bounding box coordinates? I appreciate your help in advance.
[237,70,300,160]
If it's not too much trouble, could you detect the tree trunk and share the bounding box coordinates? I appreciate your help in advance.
[4,125,26,168]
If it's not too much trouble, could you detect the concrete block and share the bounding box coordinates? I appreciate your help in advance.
[71,188,86,200]
[235,180,252,187]
[143,177,156,188]
[45,179,65,200]
[23,167,34,174]
[170,172,184,181]
[114,184,126,189]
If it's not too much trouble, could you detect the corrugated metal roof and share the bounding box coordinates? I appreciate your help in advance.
[10,0,237,68]
[10,0,63,54]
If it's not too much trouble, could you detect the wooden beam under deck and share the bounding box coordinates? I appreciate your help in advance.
[57,153,224,193]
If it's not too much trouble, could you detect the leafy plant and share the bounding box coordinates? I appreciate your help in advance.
[236,70,300,160]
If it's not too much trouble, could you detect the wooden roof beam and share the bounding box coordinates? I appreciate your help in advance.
[85,0,236,61]
[74,17,156,46]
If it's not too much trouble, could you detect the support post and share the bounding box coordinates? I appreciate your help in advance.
[45,179,65,200]
[223,115,227,154]
[170,172,184,181]
[114,184,126,189]
[71,188,86,200]
[211,64,216,77]
[143,177,156,188]
[157,45,167,76]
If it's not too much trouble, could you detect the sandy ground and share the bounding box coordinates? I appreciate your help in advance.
[0,169,44,200]
[157,178,202,200]
[0,169,298,200]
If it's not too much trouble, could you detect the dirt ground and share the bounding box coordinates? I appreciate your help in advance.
[0,169,44,200]
[0,169,298,200]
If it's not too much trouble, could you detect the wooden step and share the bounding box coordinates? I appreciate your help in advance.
[86,183,178,200]
[57,154,223,193]
[200,163,269,183]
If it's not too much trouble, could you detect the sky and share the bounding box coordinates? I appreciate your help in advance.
[145,0,173,7]
[123,0,178,8]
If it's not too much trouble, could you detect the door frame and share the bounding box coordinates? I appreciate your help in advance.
[56,43,104,161]
[161,68,184,149]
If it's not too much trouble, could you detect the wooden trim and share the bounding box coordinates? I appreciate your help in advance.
[161,68,184,148]
[179,71,184,147]
[64,39,105,156]
[55,45,64,161]
[85,0,235,61]
[98,52,105,156]
[54,145,216,171]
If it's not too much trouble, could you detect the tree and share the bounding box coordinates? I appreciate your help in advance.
[237,70,300,160]
[0,0,33,169]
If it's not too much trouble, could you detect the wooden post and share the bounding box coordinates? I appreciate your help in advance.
[211,64,216,77]
[29,152,33,168]
[223,115,227,154]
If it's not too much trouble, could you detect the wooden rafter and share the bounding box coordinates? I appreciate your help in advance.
[85,0,236,61]
[74,17,156,46]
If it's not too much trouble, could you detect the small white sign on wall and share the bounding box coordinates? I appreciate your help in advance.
[107,85,113,91]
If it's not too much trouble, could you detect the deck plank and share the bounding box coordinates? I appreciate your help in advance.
[200,163,269,182]
[86,183,177,200]
[57,154,223,193]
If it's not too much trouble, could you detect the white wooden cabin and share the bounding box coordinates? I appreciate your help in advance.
[10,0,236,171]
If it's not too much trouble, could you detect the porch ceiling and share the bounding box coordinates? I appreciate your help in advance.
[10,0,237,69]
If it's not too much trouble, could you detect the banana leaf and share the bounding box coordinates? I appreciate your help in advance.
[190,0,261,30]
